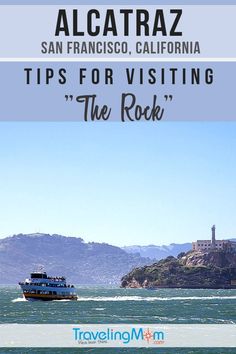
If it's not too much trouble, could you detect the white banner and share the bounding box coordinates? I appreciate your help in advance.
[0,324,235,347]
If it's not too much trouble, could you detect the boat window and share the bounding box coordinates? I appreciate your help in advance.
[31,273,47,279]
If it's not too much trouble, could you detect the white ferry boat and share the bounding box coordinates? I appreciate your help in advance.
[19,271,77,301]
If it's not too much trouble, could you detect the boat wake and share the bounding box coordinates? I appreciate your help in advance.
[12,297,78,302]
[11,295,236,303]
[52,299,76,302]
[12,297,27,303]
[78,295,236,302]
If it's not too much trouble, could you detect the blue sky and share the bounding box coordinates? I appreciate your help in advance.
[0,122,235,246]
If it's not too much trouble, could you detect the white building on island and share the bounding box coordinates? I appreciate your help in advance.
[192,225,236,252]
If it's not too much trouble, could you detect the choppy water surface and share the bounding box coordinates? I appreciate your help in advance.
[1,286,236,354]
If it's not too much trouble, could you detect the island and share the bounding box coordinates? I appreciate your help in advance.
[121,249,236,289]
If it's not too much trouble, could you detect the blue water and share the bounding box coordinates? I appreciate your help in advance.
[1,286,236,353]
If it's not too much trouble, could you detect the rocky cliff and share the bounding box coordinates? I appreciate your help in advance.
[121,250,236,289]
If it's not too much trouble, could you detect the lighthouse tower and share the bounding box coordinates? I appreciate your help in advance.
[211,225,216,249]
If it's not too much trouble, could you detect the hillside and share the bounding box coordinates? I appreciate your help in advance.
[0,233,151,285]
[121,249,236,289]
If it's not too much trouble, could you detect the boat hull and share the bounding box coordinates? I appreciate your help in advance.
[24,293,77,301]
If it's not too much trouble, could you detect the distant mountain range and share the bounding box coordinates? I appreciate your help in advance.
[0,233,151,285]
[122,243,192,260]
[122,239,236,260]
[0,233,235,285]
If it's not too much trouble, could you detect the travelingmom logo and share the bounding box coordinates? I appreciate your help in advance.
[72,325,165,347]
